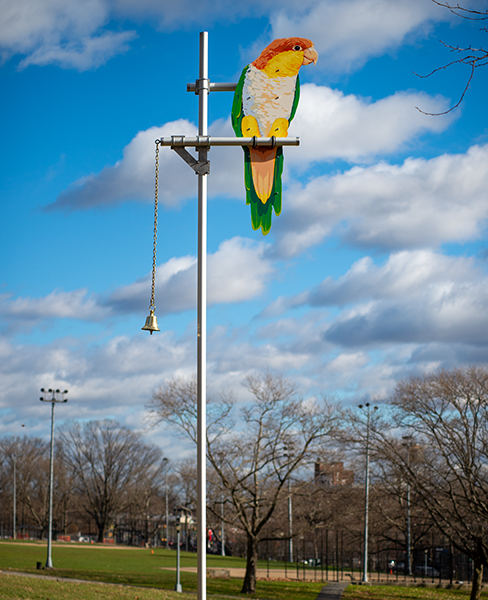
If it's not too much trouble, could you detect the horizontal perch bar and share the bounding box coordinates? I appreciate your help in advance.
[157,136,300,148]
[187,82,237,93]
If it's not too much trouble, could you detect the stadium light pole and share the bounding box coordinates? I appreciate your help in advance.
[288,478,293,562]
[12,453,16,540]
[163,457,169,550]
[402,435,414,576]
[40,388,68,568]
[283,447,294,563]
[358,402,377,583]
[218,494,225,556]
[175,517,182,592]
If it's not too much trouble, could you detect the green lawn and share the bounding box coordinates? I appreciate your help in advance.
[0,573,230,600]
[0,541,324,600]
[1,576,485,600]
[342,584,483,599]
[5,542,481,600]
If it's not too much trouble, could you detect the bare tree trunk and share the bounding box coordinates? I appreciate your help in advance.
[470,557,483,600]
[241,535,259,594]
[97,522,105,543]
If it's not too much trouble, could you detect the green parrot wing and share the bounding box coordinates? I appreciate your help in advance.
[289,74,300,124]
[231,65,249,137]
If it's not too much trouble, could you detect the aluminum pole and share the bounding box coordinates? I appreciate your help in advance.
[405,441,412,576]
[168,33,301,598]
[402,435,413,576]
[221,495,225,556]
[362,406,372,583]
[288,479,293,562]
[46,400,55,568]
[163,458,169,550]
[40,388,68,568]
[175,523,182,592]
[406,480,411,576]
[197,30,208,600]
[12,454,16,540]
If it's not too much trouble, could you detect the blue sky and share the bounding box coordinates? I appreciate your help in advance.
[1,0,488,457]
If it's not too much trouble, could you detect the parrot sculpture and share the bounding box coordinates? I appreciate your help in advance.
[232,37,318,235]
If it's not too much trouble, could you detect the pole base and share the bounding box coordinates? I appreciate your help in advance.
[174,584,183,593]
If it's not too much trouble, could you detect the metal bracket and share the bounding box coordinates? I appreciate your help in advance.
[187,81,237,93]
[172,146,210,175]
[158,135,299,148]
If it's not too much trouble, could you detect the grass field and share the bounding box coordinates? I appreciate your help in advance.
[1,576,486,600]
[0,541,324,600]
[0,573,213,600]
[0,574,325,600]
[342,584,486,600]
[1,542,484,600]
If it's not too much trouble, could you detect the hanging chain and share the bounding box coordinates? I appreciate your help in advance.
[149,140,160,312]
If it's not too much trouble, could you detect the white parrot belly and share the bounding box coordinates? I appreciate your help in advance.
[242,65,297,136]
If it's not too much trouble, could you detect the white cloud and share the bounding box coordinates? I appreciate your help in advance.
[0,0,462,72]
[0,318,333,454]
[0,0,135,70]
[108,236,274,314]
[0,289,108,333]
[19,30,136,70]
[0,0,107,52]
[50,84,453,212]
[297,250,488,347]
[306,251,476,306]
[274,144,488,257]
[48,118,243,211]
[326,351,369,373]
[4,254,488,452]
[107,256,196,314]
[49,121,197,211]
[0,236,274,335]
[0,0,299,70]
[271,0,449,72]
[289,85,453,163]
[0,331,197,440]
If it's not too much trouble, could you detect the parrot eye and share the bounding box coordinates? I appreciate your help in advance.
[293,45,302,51]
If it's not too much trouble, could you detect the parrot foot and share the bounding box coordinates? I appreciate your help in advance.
[268,118,289,137]
[241,115,261,137]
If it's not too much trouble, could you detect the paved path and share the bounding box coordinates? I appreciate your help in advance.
[315,581,350,600]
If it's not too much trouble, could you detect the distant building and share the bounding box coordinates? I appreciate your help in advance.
[314,461,354,487]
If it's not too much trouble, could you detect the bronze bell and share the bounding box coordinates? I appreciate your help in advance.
[142,309,160,335]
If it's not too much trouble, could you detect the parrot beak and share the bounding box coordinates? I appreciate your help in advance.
[303,45,318,66]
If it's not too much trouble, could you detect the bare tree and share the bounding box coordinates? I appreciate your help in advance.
[175,459,197,551]
[0,436,69,539]
[377,365,488,600]
[370,449,434,575]
[148,372,339,594]
[59,420,163,543]
[416,1,488,114]
[175,459,197,512]
[123,458,168,546]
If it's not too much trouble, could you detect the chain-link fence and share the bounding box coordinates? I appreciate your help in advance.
[255,529,484,585]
